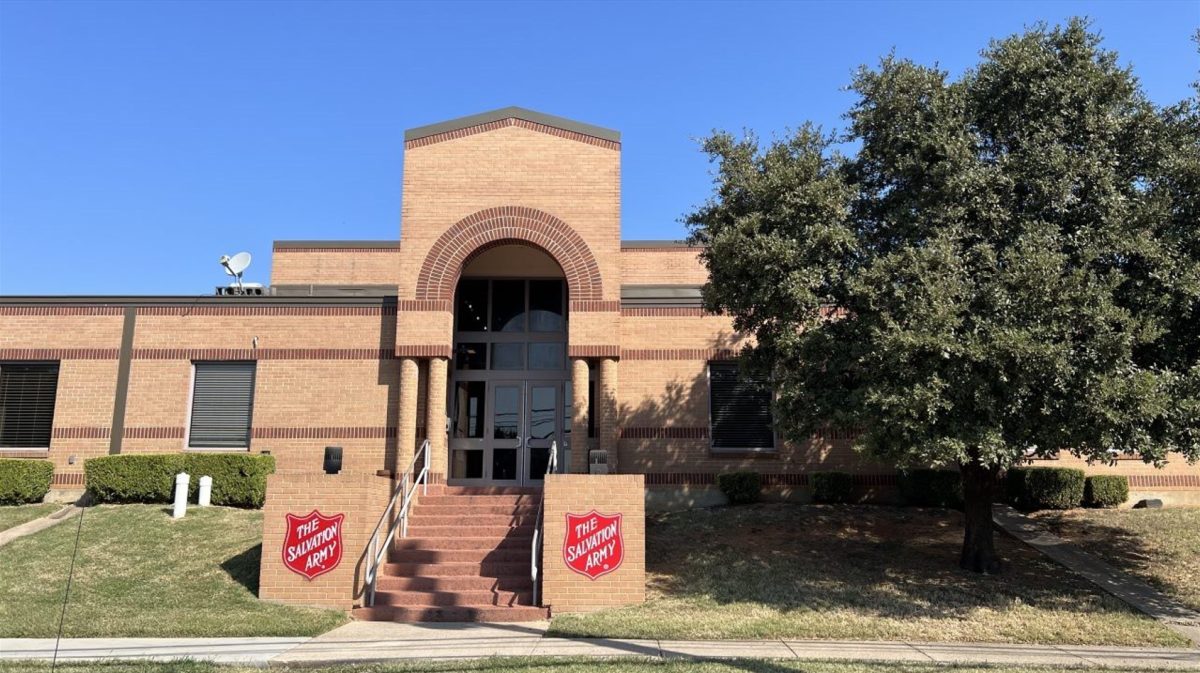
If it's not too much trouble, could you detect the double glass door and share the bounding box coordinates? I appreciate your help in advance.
[450,378,565,486]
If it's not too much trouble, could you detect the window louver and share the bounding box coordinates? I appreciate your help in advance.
[189,362,255,448]
[709,362,774,451]
[0,363,60,448]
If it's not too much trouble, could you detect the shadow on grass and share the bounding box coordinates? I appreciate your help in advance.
[220,543,262,594]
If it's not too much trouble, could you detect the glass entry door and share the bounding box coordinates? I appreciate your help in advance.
[450,379,563,486]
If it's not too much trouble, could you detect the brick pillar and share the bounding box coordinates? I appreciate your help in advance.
[570,358,590,474]
[425,357,449,482]
[396,357,419,474]
[599,357,619,472]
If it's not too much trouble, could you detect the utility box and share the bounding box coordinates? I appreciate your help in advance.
[588,449,608,475]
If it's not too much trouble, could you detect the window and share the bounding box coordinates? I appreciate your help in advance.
[0,363,59,449]
[188,362,256,449]
[708,362,774,452]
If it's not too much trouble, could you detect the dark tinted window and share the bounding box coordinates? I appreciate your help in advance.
[491,280,526,332]
[529,280,564,332]
[0,363,59,448]
[709,362,774,451]
[455,279,489,331]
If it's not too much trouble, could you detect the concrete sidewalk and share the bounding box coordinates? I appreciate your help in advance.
[3,622,1199,668]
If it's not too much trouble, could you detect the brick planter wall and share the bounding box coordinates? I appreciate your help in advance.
[541,474,645,612]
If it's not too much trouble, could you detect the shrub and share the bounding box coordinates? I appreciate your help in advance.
[0,459,54,505]
[184,453,276,508]
[86,454,275,508]
[86,454,184,503]
[898,469,963,508]
[1085,475,1129,509]
[716,471,761,505]
[1007,466,1085,510]
[811,471,854,504]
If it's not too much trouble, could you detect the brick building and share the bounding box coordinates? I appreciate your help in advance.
[3,106,1198,505]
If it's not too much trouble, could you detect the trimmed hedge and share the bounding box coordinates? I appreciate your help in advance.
[1007,466,1085,510]
[811,471,854,504]
[898,469,963,509]
[716,471,761,505]
[86,454,276,508]
[0,458,54,505]
[1085,475,1129,509]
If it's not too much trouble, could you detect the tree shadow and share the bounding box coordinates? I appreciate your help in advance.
[221,543,262,594]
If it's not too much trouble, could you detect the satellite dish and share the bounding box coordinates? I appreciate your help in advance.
[219,252,252,293]
[221,252,252,276]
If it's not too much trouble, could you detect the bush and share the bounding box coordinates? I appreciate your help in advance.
[0,459,53,505]
[811,471,854,504]
[716,471,761,505]
[184,453,276,508]
[86,454,275,508]
[898,469,963,508]
[1006,466,1085,510]
[1085,475,1129,508]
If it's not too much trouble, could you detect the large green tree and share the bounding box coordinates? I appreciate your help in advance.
[687,20,1200,572]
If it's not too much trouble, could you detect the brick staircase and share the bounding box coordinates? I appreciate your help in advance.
[352,486,550,622]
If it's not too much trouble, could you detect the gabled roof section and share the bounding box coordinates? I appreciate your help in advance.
[404,107,620,150]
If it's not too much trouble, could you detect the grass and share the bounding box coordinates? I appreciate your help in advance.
[549,503,1188,647]
[1031,507,1200,612]
[0,502,61,532]
[0,660,1183,673]
[0,504,348,637]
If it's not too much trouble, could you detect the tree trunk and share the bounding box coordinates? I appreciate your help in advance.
[959,460,1001,574]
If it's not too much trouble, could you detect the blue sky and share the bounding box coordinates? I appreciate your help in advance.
[1,1,1196,295]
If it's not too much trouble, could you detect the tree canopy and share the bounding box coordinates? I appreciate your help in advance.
[687,20,1200,572]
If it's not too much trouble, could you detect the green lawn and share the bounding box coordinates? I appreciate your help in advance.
[0,503,61,532]
[0,504,348,637]
[0,660,1182,673]
[1031,507,1200,612]
[549,504,1188,646]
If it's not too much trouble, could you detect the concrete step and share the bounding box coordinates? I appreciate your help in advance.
[409,514,539,526]
[376,575,533,592]
[405,524,534,538]
[393,535,532,551]
[441,486,542,496]
[388,548,529,564]
[371,588,531,607]
[415,495,541,507]
[383,561,529,577]
[352,605,550,623]
[413,504,541,517]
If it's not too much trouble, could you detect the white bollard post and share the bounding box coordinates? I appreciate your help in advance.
[172,472,190,519]
[198,475,212,507]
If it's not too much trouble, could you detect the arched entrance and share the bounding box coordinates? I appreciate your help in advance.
[447,244,576,486]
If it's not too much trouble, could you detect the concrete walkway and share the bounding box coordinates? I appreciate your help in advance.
[993,505,1200,646]
[4,622,1199,668]
[0,505,77,549]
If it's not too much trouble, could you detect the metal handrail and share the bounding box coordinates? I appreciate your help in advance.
[364,439,429,607]
[531,440,558,607]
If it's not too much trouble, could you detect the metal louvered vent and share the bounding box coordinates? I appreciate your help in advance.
[188,362,256,448]
[709,362,774,451]
[0,363,59,448]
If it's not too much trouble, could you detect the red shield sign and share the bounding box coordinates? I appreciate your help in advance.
[562,510,624,580]
[282,510,344,580]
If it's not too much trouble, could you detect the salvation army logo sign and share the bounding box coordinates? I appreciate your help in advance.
[282,510,344,580]
[562,510,624,580]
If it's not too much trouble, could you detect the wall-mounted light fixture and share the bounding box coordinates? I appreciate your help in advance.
[323,446,342,475]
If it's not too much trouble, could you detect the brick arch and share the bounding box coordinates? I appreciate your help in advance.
[415,206,603,302]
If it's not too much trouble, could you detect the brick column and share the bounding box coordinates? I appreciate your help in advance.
[396,357,419,474]
[570,358,590,474]
[599,357,619,472]
[425,357,449,482]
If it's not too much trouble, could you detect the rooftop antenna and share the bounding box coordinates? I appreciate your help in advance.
[219,252,252,293]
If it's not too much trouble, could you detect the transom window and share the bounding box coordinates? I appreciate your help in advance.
[0,363,60,449]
